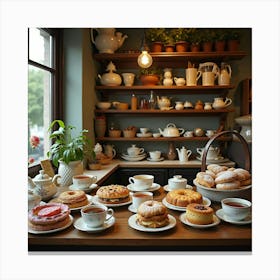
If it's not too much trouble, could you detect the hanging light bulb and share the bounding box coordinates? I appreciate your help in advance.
[137,29,153,68]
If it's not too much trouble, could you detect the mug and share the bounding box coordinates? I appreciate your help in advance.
[149,150,161,160]
[186,68,202,86]
[72,174,97,189]
[81,204,114,228]
[202,72,217,86]
[132,191,153,210]
[128,174,154,190]
[122,73,135,86]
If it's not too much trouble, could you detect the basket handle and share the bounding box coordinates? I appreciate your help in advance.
[201,130,251,172]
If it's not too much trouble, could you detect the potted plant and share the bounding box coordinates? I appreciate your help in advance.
[200,29,216,52]
[138,67,162,86]
[226,30,240,51]
[162,30,175,52]
[170,28,191,52]
[213,29,227,51]
[188,28,202,52]
[47,119,92,186]
[145,28,166,52]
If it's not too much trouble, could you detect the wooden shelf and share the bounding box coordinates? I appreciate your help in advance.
[96,136,232,142]
[93,51,247,68]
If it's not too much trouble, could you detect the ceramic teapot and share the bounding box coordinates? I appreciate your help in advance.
[212,97,232,109]
[104,144,116,159]
[158,123,185,137]
[127,144,144,156]
[217,62,232,85]
[91,28,128,53]
[98,61,122,86]
[28,170,60,201]
[157,96,171,109]
[176,146,192,162]
[174,77,186,86]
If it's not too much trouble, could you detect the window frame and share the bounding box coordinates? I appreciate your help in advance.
[28,28,63,177]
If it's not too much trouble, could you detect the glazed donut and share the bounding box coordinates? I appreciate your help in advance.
[215,171,239,184]
[28,203,70,225]
[166,189,202,207]
[58,190,86,204]
[196,172,215,188]
[29,215,71,231]
[207,164,228,174]
[186,203,214,225]
[216,180,241,190]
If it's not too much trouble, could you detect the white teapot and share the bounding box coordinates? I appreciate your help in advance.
[212,97,232,109]
[98,61,122,86]
[176,146,192,162]
[28,170,60,201]
[158,123,185,137]
[157,96,171,109]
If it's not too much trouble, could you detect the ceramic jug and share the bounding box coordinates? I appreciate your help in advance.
[176,146,192,162]
[218,62,232,85]
[199,62,219,86]
[104,144,116,159]
[91,28,128,53]
[212,97,232,109]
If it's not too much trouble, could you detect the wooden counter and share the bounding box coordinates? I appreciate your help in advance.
[28,182,251,252]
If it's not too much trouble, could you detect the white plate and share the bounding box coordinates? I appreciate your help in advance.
[163,184,193,192]
[179,213,220,228]
[162,197,211,212]
[136,133,152,138]
[147,157,165,162]
[69,183,98,193]
[127,183,161,192]
[216,209,252,225]
[121,153,147,161]
[121,152,146,158]
[91,195,132,207]
[128,204,137,213]
[28,215,73,234]
[74,216,115,233]
[196,156,230,164]
[128,214,176,232]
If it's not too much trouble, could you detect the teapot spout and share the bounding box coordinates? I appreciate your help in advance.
[115,32,128,48]
[158,128,163,135]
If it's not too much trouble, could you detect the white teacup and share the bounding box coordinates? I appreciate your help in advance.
[122,73,135,86]
[149,150,161,160]
[197,146,220,160]
[128,174,154,190]
[127,145,144,156]
[221,198,251,221]
[81,204,114,228]
[186,68,202,86]
[168,175,187,190]
[184,130,194,138]
[140,127,149,134]
[72,174,97,190]
[132,192,153,210]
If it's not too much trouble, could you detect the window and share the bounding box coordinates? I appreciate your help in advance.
[28,28,62,171]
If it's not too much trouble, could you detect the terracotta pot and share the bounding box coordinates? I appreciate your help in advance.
[202,41,213,52]
[175,41,189,52]
[151,42,163,52]
[140,74,160,86]
[215,40,226,51]
[190,43,200,52]
[164,45,175,52]
[227,39,239,51]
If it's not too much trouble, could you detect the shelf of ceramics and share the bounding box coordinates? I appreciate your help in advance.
[96,136,233,142]
[93,51,247,68]
[94,109,235,115]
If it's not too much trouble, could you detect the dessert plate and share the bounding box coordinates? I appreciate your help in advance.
[162,197,211,212]
[179,213,220,229]
[216,209,252,225]
[136,133,152,138]
[196,156,230,164]
[28,215,73,234]
[91,195,132,207]
[163,184,193,192]
[128,204,137,213]
[69,183,98,193]
[147,157,165,162]
[127,183,161,192]
[128,214,176,232]
[74,216,115,233]
[121,153,146,161]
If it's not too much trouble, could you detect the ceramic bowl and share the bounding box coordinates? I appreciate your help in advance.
[153,133,161,138]
[96,102,111,109]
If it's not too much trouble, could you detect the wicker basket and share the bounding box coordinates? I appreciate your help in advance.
[193,130,252,202]
[123,129,136,138]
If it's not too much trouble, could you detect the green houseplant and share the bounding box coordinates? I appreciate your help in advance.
[188,28,202,52]
[200,29,216,52]
[145,28,166,52]
[170,28,192,52]
[213,29,228,51]
[138,67,162,85]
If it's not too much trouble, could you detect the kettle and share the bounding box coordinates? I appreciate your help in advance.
[217,62,232,85]
[176,146,192,162]
[158,123,185,137]
[28,170,60,201]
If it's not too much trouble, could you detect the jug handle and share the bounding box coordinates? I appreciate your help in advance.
[196,70,202,81]
[90,29,96,45]
[179,128,185,135]
[187,150,192,157]
[226,65,232,77]
[112,149,116,158]
[224,98,232,107]
[167,123,176,128]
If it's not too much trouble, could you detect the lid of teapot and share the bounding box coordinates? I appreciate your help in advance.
[33,170,51,182]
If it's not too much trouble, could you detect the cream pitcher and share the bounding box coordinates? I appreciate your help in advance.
[212,97,232,109]
[218,62,232,85]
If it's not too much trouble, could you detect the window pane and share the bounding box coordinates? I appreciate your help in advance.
[29,28,53,68]
[28,65,51,165]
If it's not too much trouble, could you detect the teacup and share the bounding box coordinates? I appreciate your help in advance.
[221,198,251,221]
[149,150,161,160]
[196,146,220,160]
[140,127,149,134]
[168,175,187,190]
[131,192,153,210]
[72,174,97,190]
[81,204,114,228]
[184,130,194,138]
[206,130,216,138]
[127,145,144,157]
[122,73,135,86]
[128,174,154,190]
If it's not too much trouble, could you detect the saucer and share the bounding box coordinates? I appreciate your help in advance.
[127,183,161,192]
[136,132,152,138]
[121,153,146,161]
[147,157,164,162]
[69,183,98,193]
[196,156,229,164]
[128,204,137,213]
[216,209,252,225]
[179,213,220,229]
[74,216,115,233]
[163,184,193,192]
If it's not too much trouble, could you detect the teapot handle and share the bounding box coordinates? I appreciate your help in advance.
[112,148,117,158]
[187,150,192,157]
[167,123,176,128]
[226,65,232,77]
[178,128,185,135]
[224,98,232,107]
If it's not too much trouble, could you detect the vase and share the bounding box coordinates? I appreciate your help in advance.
[95,115,106,137]
[167,142,177,160]
[58,160,83,186]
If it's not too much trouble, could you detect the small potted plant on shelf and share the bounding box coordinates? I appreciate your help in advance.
[162,30,175,52]
[188,28,202,52]
[226,30,241,51]
[170,28,191,52]
[213,29,228,52]
[47,119,92,186]
[200,28,216,52]
[145,28,166,52]
[138,67,162,86]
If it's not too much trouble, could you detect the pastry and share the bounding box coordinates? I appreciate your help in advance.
[196,172,215,188]
[28,203,70,231]
[233,168,251,181]
[215,170,239,184]
[240,178,252,186]
[205,170,216,178]
[96,185,130,204]
[137,200,169,228]
[207,164,228,174]
[185,203,214,225]
[166,189,202,207]
[216,180,241,190]
[52,190,89,208]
